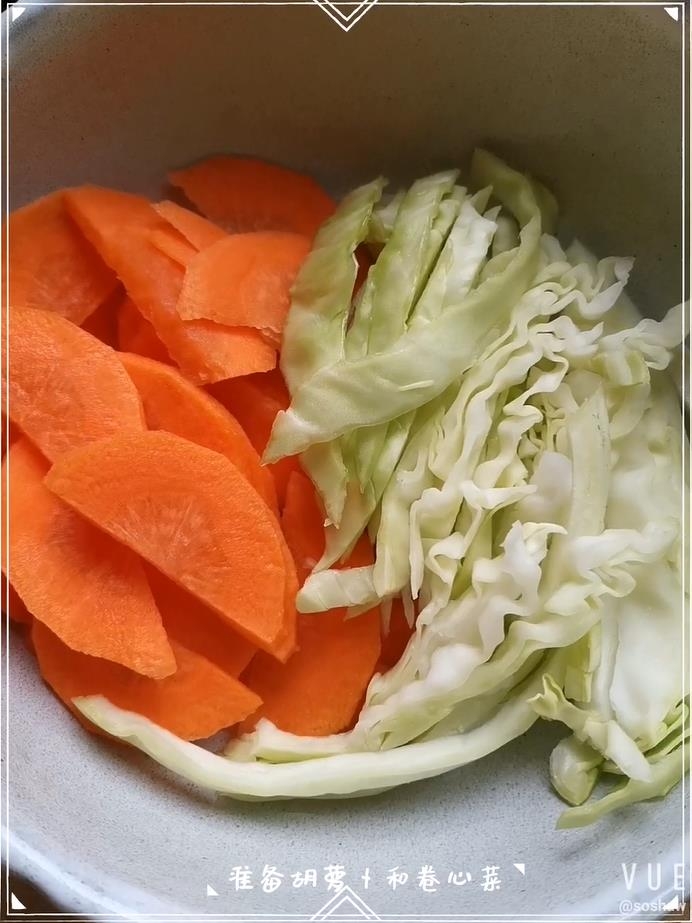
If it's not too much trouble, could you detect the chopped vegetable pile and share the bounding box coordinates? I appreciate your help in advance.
[2,151,687,828]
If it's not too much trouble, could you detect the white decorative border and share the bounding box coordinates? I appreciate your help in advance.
[311,0,380,31]
[1,2,688,922]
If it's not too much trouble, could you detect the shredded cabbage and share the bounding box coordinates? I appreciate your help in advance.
[264,150,543,461]
[75,151,687,827]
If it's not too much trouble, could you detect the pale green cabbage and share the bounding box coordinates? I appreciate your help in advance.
[75,151,687,827]
[264,150,543,461]
[281,178,385,525]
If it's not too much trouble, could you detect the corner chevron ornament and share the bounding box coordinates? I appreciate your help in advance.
[312,0,380,31]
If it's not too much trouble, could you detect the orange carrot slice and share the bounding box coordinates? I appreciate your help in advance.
[176,232,310,341]
[3,439,176,678]
[3,191,118,325]
[149,204,225,268]
[3,305,145,462]
[1,418,20,460]
[153,201,226,250]
[239,605,380,737]
[0,466,27,628]
[281,467,380,573]
[2,574,31,625]
[208,370,301,508]
[280,468,328,582]
[271,537,298,663]
[175,324,274,384]
[117,296,172,364]
[65,186,276,383]
[145,567,257,679]
[33,621,261,741]
[168,156,335,239]
[207,371,287,444]
[380,598,415,670]
[120,352,277,513]
[80,285,124,347]
[45,431,289,655]
[239,470,380,737]
[148,227,198,267]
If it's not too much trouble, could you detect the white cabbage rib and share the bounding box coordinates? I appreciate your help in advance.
[75,656,559,800]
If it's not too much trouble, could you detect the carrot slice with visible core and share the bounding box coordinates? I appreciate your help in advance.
[145,567,257,679]
[153,201,226,251]
[3,439,175,678]
[65,186,276,384]
[120,352,277,514]
[176,232,310,341]
[117,296,172,364]
[3,191,118,325]
[33,622,261,741]
[3,305,145,462]
[168,157,335,239]
[239,470,380,736]
[45,431,288,655]
[208,370,301,508]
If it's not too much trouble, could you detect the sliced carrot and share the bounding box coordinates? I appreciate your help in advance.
[176,232,310,343]
[271,537,298,663]
[145,567,256,679]
[3,305,145,462]
[269,459,304,514]
[149,227,198,267]
[168,156,335,239]
[120,352,277,513]
[3,191,118,325]
[239,605,380,737]
[280,468,328,582]
[80,285,125,347]
[264,468,311,663]
[208,370,289,450]
[208,370,300,508]
[380,598,415,670]
[1,417,20,459]
[1,574,31,625]
[280,467,378,573]
[264,457,303,514]
[238,367,291,408]
[173,324,274,384]
[8,585,31,625]
[153,201,226,250]
[33,622,261,741]
[345,532,377,569]
[1,484,29,627]
[3,439,176,678]
[45,431,289,655]
[65,186,276,384]
[117,296,172,364]
[149,203,226,267]
[238,470,380,737]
